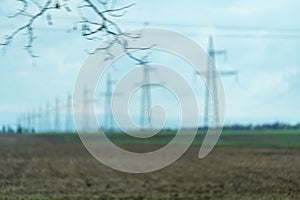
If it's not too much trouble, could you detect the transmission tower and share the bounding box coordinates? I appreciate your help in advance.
[54,98,60,132]
[139,65,155,128]
[82,86,91,132]
[196,36,238,128]
[26,111,31,133]
[65,92,73,133]
[44,101,51,132]
[100,74,121,132]
[37,107,42,133]
[31,109,36,133]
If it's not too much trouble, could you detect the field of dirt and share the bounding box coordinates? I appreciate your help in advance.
[0,134,300,199]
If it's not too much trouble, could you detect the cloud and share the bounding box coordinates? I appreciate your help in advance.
[247,67,300,96]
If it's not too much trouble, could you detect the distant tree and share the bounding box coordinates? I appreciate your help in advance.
[2,125,5,133]
[0,0,149,64]
[17,125,23,134]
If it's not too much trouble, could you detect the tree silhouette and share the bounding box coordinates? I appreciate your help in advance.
[0,0,150,64]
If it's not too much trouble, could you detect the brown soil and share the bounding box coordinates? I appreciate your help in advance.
[0,135,299,199]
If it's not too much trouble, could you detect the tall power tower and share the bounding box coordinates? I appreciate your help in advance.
[82,86,91,132]
[100,74,121,132]
[37,107,42,133]
[139,65,155,128]
[65,92,73,133]
[198,36,238,128]
[54,98,60,132]
[31,109,36,132]
[27,111,31,132]
[44,101,51,132]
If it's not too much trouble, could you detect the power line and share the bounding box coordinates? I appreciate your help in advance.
[3,16,300,33]
[120,20,300,33]
[2,22,300,39]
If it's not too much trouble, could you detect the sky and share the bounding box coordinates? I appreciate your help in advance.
[0,0,300,131]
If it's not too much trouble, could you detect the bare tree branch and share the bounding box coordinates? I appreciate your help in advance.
[1,0,151,64]
[1,0,62,57]
[7,0,28,18]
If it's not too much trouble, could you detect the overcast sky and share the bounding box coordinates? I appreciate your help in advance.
[0,0,300,130]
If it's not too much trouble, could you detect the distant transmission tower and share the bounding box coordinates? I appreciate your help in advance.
[82,86,90,132]
[37,107,42,133]
[31,109,36,132]
[65,92,73,133]
[27,111,31,133]
[54,98,60,132]
[100,74,121,132]
[139,65,155,128]
[199,36,238,128]
[45,101,51,132]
